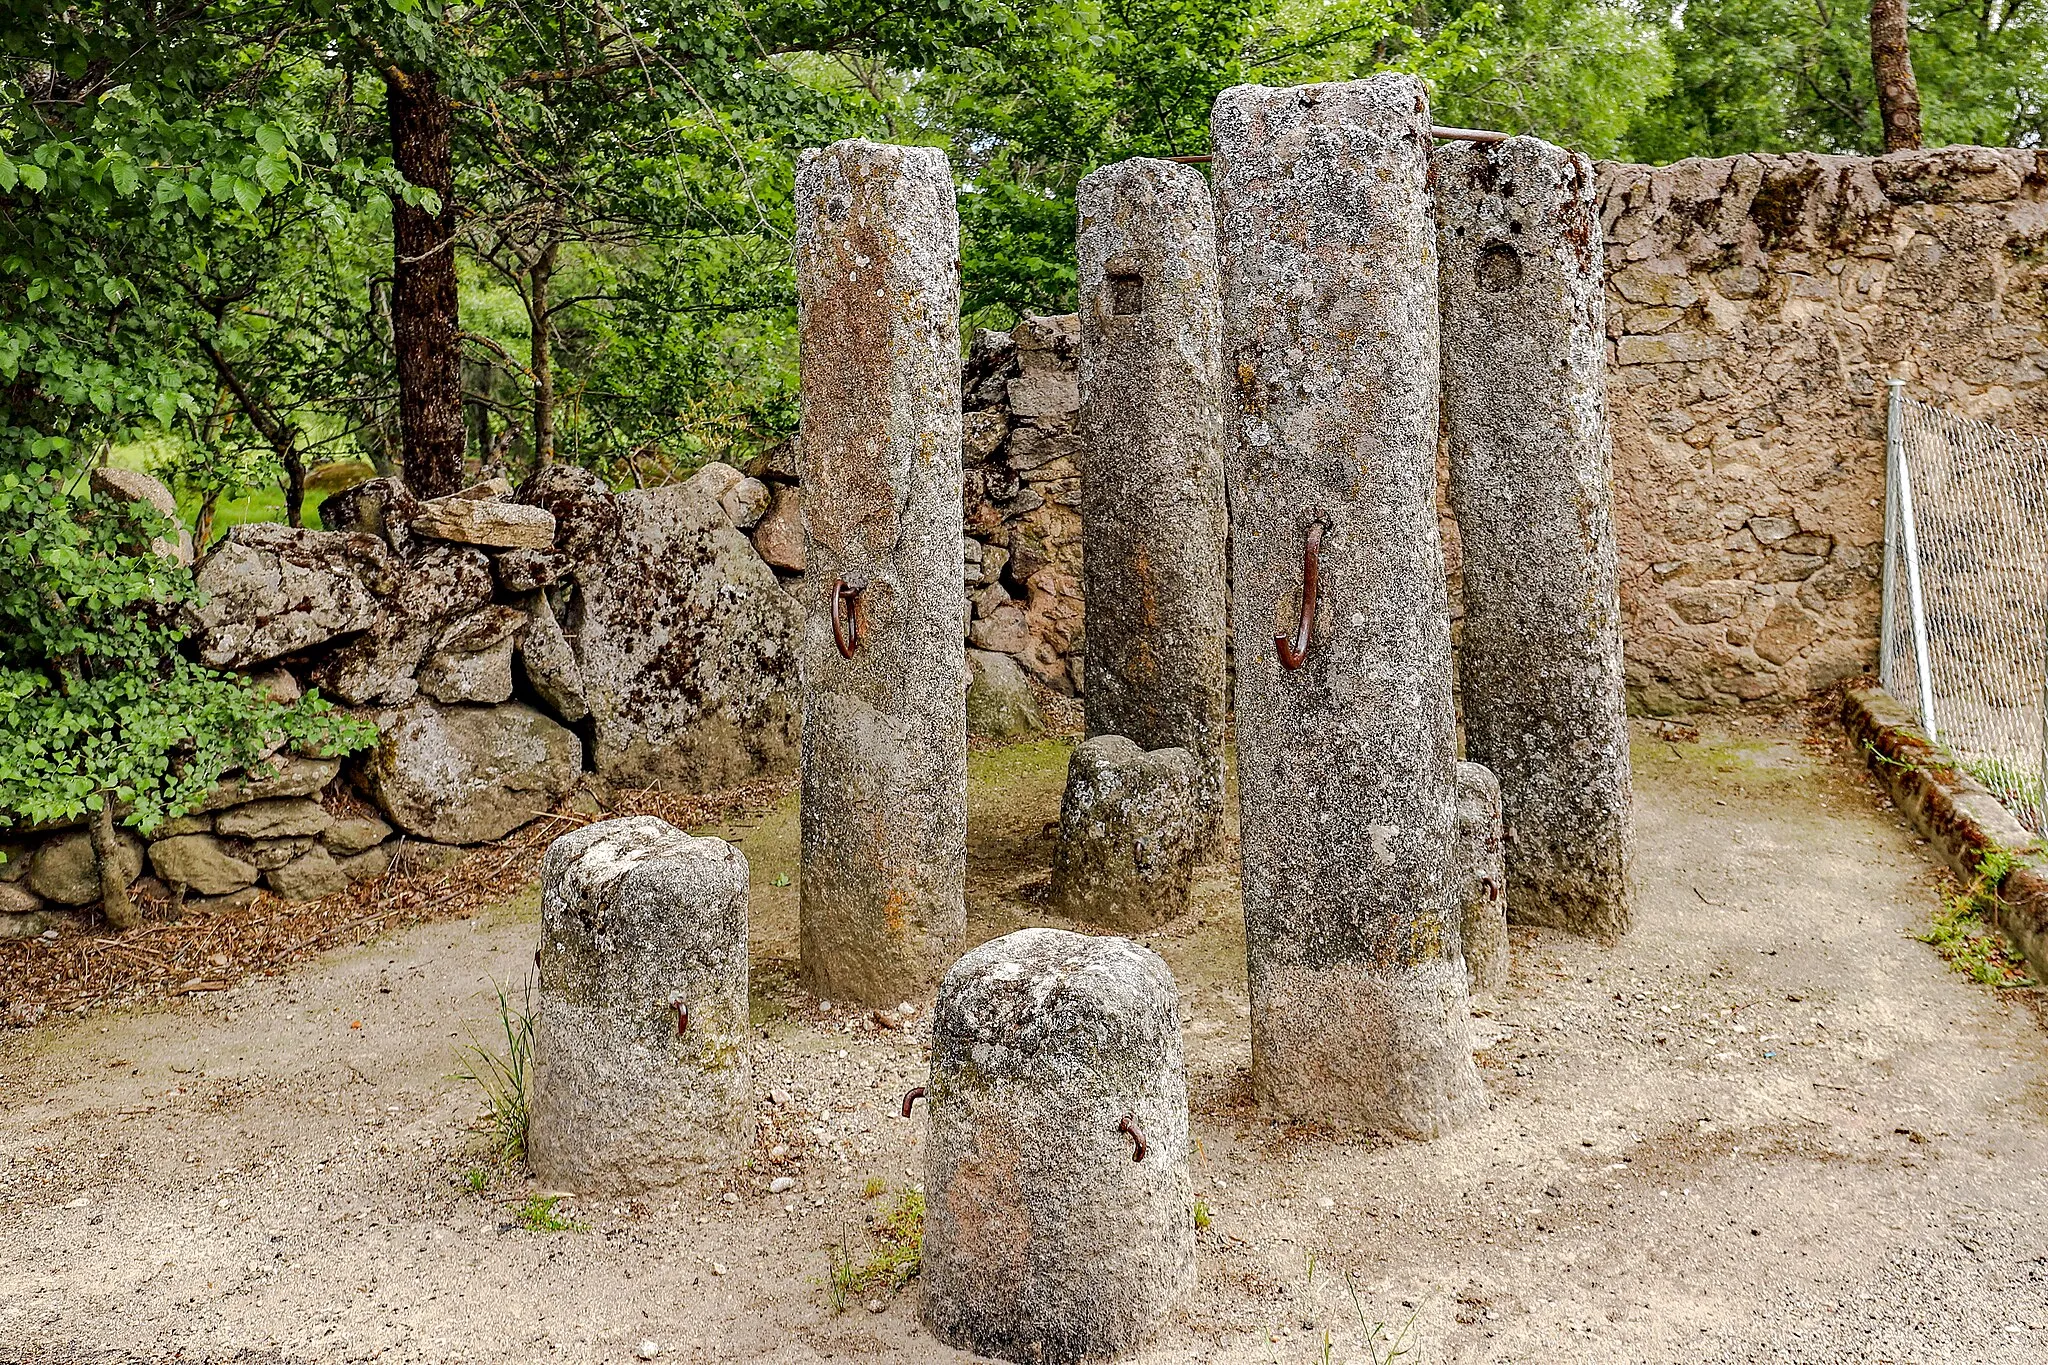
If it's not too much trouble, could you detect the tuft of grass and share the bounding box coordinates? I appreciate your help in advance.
[454,976,535,1163]
[1193,1198,1212,1231]
[1917,850,2038,989]
[512,1193,584,1233]
[862,1175,887,1199]
[824,1186,925,1312]
[464,1167,489,1195]
[1342,1272,1417,1365]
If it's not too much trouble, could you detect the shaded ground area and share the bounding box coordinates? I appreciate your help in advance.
[2,719,2046,1363]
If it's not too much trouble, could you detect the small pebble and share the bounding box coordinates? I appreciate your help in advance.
[769,1176,795,1194]
[636,1342,661,1361]
[898,1002,916,1016]
[1317,1197,1334,1211]
[720,1192,738,1205]
[712,1262,728,1276]
[819,1001,833,1012]
[867,1298,885,1314]
[768,1144,790,1163]
[769,1088,792,1108]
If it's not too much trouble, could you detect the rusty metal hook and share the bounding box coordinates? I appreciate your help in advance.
[1118,1114,1148,1162]
[1275,522,1323,671]
[900,1086,926,1118]
[673,1001,690,1035]
[1482,876,1501,904]
[831,579,864,659]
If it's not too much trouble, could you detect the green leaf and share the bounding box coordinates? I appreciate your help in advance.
[231,177,263,215]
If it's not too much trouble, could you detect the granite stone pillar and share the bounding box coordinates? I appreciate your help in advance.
[1075,158,1230,854]
[919,928,1193,1364]
[1455,760,1509,995]
[1438,136,1636,939]
[529,816,751,1193]
[793,139,968,1005]
[1212,76,1483,1139]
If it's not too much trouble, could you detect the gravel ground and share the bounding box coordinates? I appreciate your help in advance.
[1,718,2044,1364]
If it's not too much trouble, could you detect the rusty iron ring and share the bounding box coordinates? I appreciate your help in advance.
[1275,522,1323,671]
[832,579,865,659]
[1118,1114,1148,1162]
[1482,876,1502,904]
[673,1001,690,1035]
[900,1086,927,1118]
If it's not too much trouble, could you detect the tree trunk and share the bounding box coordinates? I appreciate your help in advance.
[92,800,138,932]
[529,240,558,466]
[1870,0,1924,152]
[386,67,467,497]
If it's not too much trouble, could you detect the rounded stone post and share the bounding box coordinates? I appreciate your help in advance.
[1211,76,1483,1139]
[1437,137,1636,939]
[1075,158,1230,854]
[1455,761,1509,996]
[529,816,750,1194]
[794,139,968,1005]
[1050,735,1202,931]
[920,928,1193,1364]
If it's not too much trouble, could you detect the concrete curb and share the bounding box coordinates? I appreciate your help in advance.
[1843,683,2048,981]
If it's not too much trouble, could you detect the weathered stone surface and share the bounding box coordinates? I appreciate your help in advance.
[188,525,391,667]
[310,545,494,705]
[245,837,312,872]
[27,829,141,905]
[750,482,805,571]
[267,844,348,901]
[1213,76,1482,1138]
[319,477,421,557]
[321,814,392,856]
[794,139,968,1006]
[215,798,330,840]
[920,928,1193,1364]
[410,493,557,550]
[530,816,752,1193]
[965,648,1043,739]
[148,834,259,897]
[194,756,341,814]
[91,467,190,563]
[490,546,565,593]
[0,881,39,914]
[514,464,620,569]
[571,483,800,788]
[1441,137,1636,938]
[1049,737,1200,932]
[1076,158,1230,855]
[684,461,745,504]
[337,844,392,884]
[363,701,583,845]
[720,476,771,530]
[1454,761,1509,995]
[417,605,525,704]
[518,590,589,724]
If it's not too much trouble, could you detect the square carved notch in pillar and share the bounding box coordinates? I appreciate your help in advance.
[1109,271,1144,316]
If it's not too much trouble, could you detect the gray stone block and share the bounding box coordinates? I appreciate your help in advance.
[530,816,751,1193]
[920,928,1193,1364]
[1050,736,1200,932]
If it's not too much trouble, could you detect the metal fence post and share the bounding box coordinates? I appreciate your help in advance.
[1890,379,1941,743]
[1880,381,1901,693]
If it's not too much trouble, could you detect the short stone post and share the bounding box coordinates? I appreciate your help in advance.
[1212,75,1483,1138]
[919,928,1193,1364]
[1075,158,1230,854]
[1438,136,1636,938]
[793,139,968,1005]
[1050,736,1201,931]
[1455,761,1509,995]
[529,816,750,1193]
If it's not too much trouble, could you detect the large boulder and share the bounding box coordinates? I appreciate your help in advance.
[309,544,493,705]
[567,483,800,789]
[417,605,526,704]
[188,525,393,668]
[319,477,421,556]
[519,591,589,723]
[363,701,583,845]
[148,834,259,897]
[28,828,144,906]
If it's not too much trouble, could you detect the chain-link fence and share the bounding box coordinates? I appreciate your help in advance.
[1880,380,2048,832]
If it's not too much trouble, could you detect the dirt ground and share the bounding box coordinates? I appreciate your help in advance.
[3,717,2047,1365]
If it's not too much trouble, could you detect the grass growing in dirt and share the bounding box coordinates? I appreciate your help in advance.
[512,1194,584,1233]
[455,976,535,1162]
[826,1187,925,1312]
[1917,850,2038,989]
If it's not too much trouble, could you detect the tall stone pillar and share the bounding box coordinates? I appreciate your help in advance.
[794,140,968,1005]
[1075,157,1230,853]
[1437,137,1635,939]
[529,816,751,1193]
[1211,76,1483,1139]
